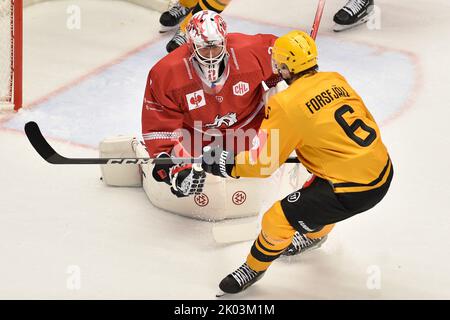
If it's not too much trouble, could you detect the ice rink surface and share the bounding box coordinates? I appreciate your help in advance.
[1,0,450,299]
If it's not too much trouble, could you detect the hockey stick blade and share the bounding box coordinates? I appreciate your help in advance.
[24,121,300,165]
[25,121,72,164]
[212,218,259,244]
[24,121,174,165]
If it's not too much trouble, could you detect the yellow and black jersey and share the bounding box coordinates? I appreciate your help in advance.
[232,72,392,193]
[179,0,231,31]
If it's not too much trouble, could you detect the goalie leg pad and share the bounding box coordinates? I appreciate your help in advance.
[99,136,142,187]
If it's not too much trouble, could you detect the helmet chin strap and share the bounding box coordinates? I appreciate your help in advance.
[191,54,230,94]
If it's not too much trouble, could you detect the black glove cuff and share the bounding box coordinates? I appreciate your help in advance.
[219,150,234,178]
[152,152,173,185]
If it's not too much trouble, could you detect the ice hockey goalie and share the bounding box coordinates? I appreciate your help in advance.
[100,11,308,221]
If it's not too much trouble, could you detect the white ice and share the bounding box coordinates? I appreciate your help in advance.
[1,0,450,299]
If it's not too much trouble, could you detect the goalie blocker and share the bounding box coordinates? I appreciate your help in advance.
[99,136,307,221]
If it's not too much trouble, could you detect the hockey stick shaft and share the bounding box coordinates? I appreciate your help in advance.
[24,121,300,165]
[310,0,326,40]
[24,122,182,165]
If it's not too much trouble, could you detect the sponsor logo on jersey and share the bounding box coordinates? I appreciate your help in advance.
[287,191,301,203]
[215,96,224,103]
[186,90,206,110]
[233,81,250,96]
[205,112,238,129]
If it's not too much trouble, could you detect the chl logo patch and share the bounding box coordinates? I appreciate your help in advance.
[287,191,301,203]
[186,90,206,111]
[233,81,250,96]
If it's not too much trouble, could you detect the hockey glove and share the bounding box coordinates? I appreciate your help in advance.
[201,145,236,178]
[152,153,206,198]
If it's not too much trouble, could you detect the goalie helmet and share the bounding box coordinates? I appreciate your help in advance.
[186,10,229,93]
[271,30,318,78]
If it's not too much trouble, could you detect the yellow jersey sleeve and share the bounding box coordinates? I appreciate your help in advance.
[232,96,301,178]
[233,71,391,193]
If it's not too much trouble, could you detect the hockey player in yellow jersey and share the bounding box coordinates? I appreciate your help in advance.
[201,30,393,295]
[159,0,231,52]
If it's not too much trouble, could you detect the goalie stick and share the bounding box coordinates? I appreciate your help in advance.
[24,121,301,165]
[212,0,327,244]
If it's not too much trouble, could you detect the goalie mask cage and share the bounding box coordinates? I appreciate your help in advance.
[0,0,22,111]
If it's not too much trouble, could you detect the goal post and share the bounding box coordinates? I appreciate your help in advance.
[0,0,178,112]
[0,0,22,111]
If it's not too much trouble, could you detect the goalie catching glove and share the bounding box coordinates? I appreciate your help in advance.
[201,145,236,178]
[152,153,206,197]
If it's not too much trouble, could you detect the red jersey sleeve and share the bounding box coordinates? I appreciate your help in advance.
[141,68,185,157]
[253,34,282,88]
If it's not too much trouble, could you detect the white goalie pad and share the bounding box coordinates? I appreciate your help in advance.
[135,142,309,221]
[99,136,142,187]
[212,158,312,243]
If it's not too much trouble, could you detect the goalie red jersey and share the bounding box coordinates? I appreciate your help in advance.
[141,32,278,157]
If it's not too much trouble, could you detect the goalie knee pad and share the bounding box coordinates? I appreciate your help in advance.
[99,136,142,187]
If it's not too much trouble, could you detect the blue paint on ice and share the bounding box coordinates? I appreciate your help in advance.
[4,17,415,147]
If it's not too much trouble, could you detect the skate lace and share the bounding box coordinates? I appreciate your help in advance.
[343,0,368,15]
[292,232,314,251]
[172,29,187,45]
[168,3,188,19]
[231,263,258,287]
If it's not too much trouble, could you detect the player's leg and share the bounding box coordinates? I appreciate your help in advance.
[217,177,344,295]
[281,176,336,256]
[333,0,375,32]
[283,224,334,256]
[216,201,295,295]
[166,0,231,53]
[159,0,197,33]
[217,167,393,295]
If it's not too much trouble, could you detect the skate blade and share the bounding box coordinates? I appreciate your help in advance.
[281,235,328,257]
[159,25,178,33]
[216,289,227,298]
[333,19,368,32]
